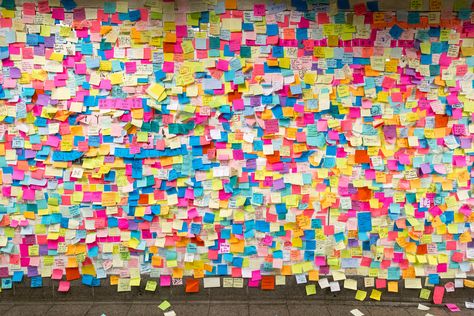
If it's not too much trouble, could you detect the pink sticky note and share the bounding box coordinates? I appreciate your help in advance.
[22,189,35,201]
[232,99,244,110]
[317,120,328,131]
[99,80,112,90]
[162,62,174,73]
[52,8,65,20]
[160,275,171,287]
[216,59,229,71]
[251,270,262,281]
[433,285,445,305]
[176,25,188,38]
[74,63,87,74]
[125,62,137,74]
[248,279,260,287]
[446,303,460,312]
[58,281,70,292]
[254,4,266,16]
[52,269,63,280]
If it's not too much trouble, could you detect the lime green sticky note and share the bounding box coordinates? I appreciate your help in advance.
[159,300,171,311]
[145,280,157,292]
[355,290,367,301]
[137,131,148,142]
[420,288,431,300]
[305,284,316,296]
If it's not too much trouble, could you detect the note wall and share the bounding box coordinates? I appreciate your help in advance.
[0,0,473,298]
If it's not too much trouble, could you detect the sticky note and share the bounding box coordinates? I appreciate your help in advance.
[145,280,157,291]
[146,83,167,102]
[159,300,171,311]
[433,286,445,304]
[305,284,316,295]
[355,290,367,301]
[370,289,382,301]
[58,281,70,292]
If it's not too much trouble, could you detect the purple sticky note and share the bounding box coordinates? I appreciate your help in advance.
[9,67,21,79]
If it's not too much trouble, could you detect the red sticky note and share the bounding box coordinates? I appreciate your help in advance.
[354,3,367,15]
[433,285,445,305]
[375,279,387,289]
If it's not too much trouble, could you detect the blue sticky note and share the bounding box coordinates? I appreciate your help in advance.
[337,0,350,10]
[408,12,420,24]
[61,0,77,10]
[85,57,100,69]
[389,25,404,39]
[267,24,279,36]
[129,10,141,21]
[428,273,440,285]
[82,274,93,286]
[215,1,225,14]
[81,43,93,55]
[1,278,12,289]
[357,212,372,232]
[387,267,401,280]
[31,276,43,288]
[203,212,215,224]
[1,0,15,9]
[367,1,379,11]
[12,271,24,282]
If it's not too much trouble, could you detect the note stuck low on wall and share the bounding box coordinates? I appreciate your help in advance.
[0,0,473,301]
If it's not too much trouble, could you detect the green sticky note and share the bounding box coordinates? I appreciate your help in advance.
[145,280,157,292]
[420,288,431,300]
[305,284,316,296]
[150,12,162,20]
[240,46,251,58]
[137,131,148,142]
[168,122,195,135]
[158,300,171,311]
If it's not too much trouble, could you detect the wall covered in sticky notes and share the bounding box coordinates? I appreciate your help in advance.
[0,0,473,298]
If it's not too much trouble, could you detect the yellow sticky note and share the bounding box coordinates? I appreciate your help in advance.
[49,52,63,62]
[146,83,167,101]
[370,289,382,301]
[410,0,423,10]
[40,25,51,36]
[306,284,316,296]
[355,290,367,301]
[59,26,71,37]
[464,280,474,288]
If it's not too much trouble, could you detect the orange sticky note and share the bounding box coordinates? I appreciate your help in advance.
[225,0,237,9]
[261,275,275,290]
[308,270,319,281]
[185,278,200,293]
[388,281,398,293]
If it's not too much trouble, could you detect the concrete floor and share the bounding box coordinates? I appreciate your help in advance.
[0,301,472,316]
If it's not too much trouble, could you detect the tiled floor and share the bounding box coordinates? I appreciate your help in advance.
[0,301,472,316]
